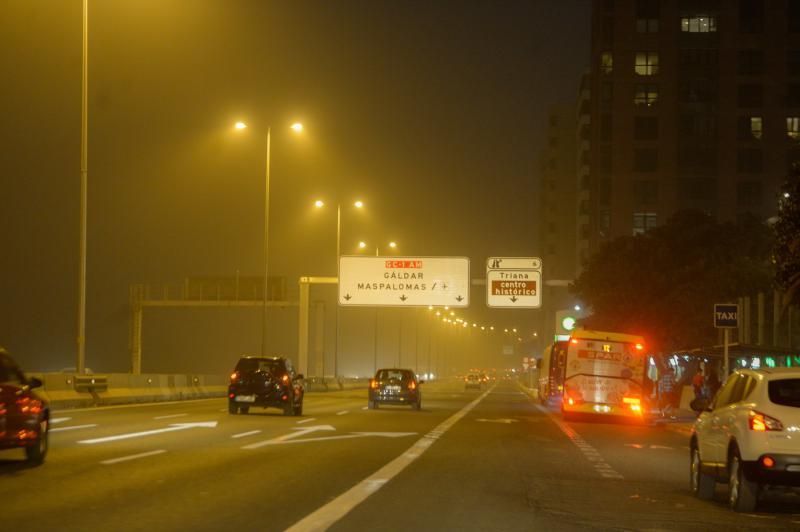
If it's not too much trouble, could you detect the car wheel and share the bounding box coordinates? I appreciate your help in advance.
[25,419,48,465]
[294,401,303,416]
[228,402,238,414]
[413,399,421,411]
[368,400,375,409]
[240,406,249,415]
[283,399,294,416]
[690,444,715,500]
[728,448,759,512]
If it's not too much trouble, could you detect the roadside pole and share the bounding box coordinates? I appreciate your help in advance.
[714,303,738,381]
[723,328,729,378]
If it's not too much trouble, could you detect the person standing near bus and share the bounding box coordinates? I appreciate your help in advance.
[658,366,676,416]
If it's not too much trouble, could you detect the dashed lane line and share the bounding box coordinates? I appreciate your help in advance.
[153,413,188,420]
[534,404,624,480]
[50,424,98,433]
[101,450,167,465]
[231,430,262,439]
[336,410,349,416]
[50,417,72,424]
[296,418,317,424]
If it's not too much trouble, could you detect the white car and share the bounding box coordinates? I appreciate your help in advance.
[690,368,800,512]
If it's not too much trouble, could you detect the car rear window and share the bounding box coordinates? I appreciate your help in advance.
[376,370,413,381]
[768,379,800,408]
[235,358,282,374]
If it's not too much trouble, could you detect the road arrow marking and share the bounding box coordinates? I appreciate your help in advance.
[350,432,418,438]
[475,418,518,424]
[101,449,167,465]
[78,421,218,445]
[242,425,336,449]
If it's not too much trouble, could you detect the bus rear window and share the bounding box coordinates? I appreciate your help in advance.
[768,379,800,408]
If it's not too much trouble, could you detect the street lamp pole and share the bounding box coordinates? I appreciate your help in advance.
[262,127,271,357]
[334,202,341,381]
[77,0,89,375]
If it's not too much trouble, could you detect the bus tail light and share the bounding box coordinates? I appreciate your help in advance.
[749,411,783,432]
[623,396,642,413]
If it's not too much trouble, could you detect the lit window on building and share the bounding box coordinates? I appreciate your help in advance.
[634,84,658,106]
[738,116,762,140]
[681,15,716,33]
[632,212,657,235]
[601,51,613,74]
[788,117,800,140]
[635,52,659,76]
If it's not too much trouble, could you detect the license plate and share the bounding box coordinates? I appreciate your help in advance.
[387,386,401,393]
[235,395,256,403]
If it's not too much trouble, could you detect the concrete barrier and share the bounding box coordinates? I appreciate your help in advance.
[30,373,366,410]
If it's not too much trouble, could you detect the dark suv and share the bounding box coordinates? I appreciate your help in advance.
[368,368,422,410]
[0,348,49,464]
[228,356,304,416]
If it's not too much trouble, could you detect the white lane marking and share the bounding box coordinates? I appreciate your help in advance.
[534,404,624,480]
[361,406,369,410]
[475,418,518,424]
[50,417,72,424]
[336,410,349,416]
[245,431,418,447]
[78,421,218,444]
[286,386,494,531]
[50,424,98,433]
[101,450,166,465]
[231,430,262,439]
[54,397,221,414]
[153,413,187,420]
[219,408,228,412]
[243,425,336,449]
[296,418,317,424]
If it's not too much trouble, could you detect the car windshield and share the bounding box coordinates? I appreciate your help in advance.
[376,370,413,382]
[0,357,24,385]
[768,378,800,408]
[235,358,282,374]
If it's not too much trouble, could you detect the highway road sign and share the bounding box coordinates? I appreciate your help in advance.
[486,257,542,308]
[339,256,470,307]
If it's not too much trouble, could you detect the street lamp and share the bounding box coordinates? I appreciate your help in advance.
[313,198,364,379]
[235,120,303,357]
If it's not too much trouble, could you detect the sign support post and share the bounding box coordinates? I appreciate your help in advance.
[714,303,739,380]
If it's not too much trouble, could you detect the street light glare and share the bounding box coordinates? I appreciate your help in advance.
[290,122,304,133]
[234,121,247,130]
[314,200,325,208]
[354,200,364,208]
[388,241,397,248]
[358,241,367,249]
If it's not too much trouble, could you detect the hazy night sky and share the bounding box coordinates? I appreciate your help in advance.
[1,0,590,374]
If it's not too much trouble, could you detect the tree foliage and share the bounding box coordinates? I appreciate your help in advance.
[571,210,773,353]
[773,170,800,310]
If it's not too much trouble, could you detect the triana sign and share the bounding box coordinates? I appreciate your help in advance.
[486,257,542,308]
[338,256,470,307]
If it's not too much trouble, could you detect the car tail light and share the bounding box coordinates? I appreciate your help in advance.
[762,456,776,468]
[230,371,239,383]
[16,397,42,415]
[749,411,783,432]
[408,381,417,390]
[281,374,290,384]
[370,379,379,390]
[228,393,235,399]
[0,402,6,416]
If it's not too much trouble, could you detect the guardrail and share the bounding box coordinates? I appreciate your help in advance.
[73,375,109,393]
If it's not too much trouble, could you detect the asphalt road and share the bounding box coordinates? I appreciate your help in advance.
[2,379,800,531]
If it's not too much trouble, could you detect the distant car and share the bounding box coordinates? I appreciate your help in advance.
[690,368,800,512]
[464,374,482,390]
[369,368,422,410]
[228,356,304,416]
[0,348,49,464]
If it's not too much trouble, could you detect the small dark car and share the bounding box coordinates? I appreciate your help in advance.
[464,373,482,390]
[0,348,49,464]
[368,368,422,410]
[228,356,304,416]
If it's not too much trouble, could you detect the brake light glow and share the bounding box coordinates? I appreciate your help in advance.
[408,381,417,390]
[281,374,290,384]
[0,402,5,415]
[570,339,579,344]
[370,379,379,390]
[761,456,775,468]
[749,411,783,432]
[567,397,575,406]
[635,343,644,351]
[229,393,235,398]
[230,372,239,382]
[16,397,42,415]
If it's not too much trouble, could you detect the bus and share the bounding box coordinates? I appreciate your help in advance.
[538,340,568,405]
[561,329,648,420]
